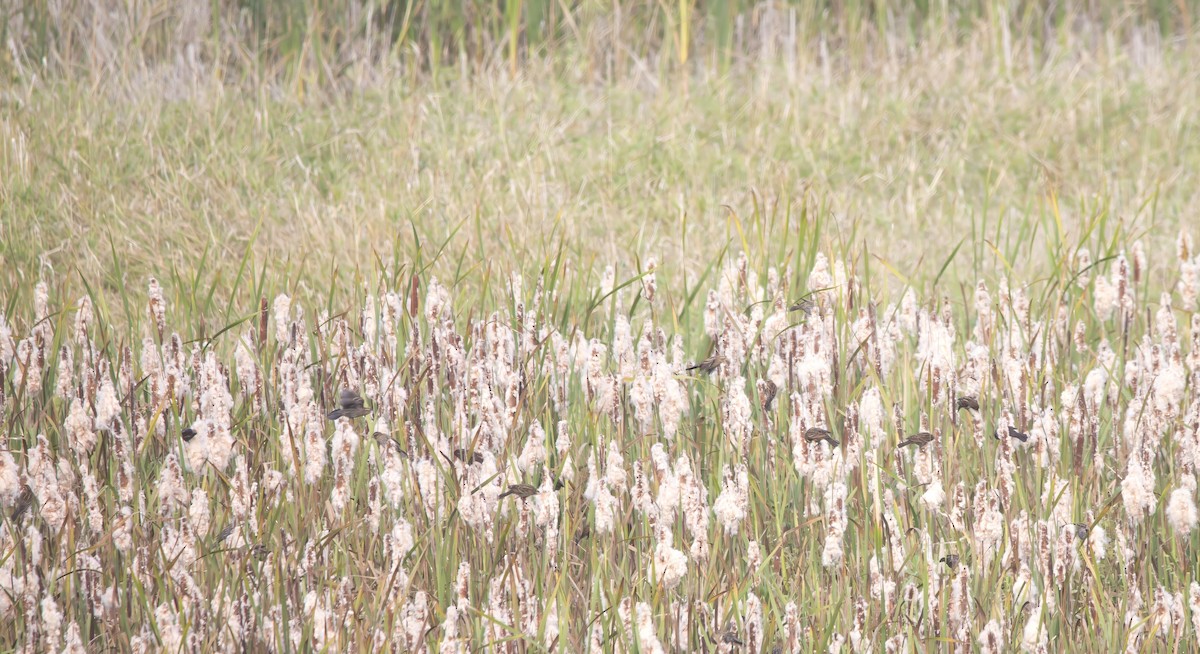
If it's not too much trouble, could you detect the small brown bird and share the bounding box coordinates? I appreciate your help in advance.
[897,432,936,448]
[10,486,33,522]
[215,523,235,543]
[498,484,539,500]
[788,298,816,316]
[718,625,745,646]
[685,354,726,375]
[248,544,270,560]
[939,554,960,569]
[1070,523,1089,540]
[373,432,408,458]
[453,448,484,464]
[803,427,840,447]
[759,379,779,413]
[955,396,980,411]
[182,427,197,442]
[994,426,1029,442]
[327,388,371,420]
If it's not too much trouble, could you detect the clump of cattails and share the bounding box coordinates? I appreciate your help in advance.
[1,243,1199,652]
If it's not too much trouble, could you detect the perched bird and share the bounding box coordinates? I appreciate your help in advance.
[685,354,726,375]
[718,625,745,646]
[803,427,840,447]
[215,523,235,543]
[327,388,371,420]
[994,425,1029,443]
[498,484,539,500]
[181,427,197,442]
[939,554,960,569]
[955,396,980,411]
[9,486,33,522]
[897,432,936,448]
[248,544,270,560]
[1070,523,1089,540]
[453,448,484,464]
[759,379,779,413]
[788,298,816,316]
[373,432,408,458]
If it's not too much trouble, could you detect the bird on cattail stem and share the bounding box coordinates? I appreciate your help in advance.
[717,624,744,646]
[10,486,33,522]
[803,427,839,447]
[759,379,778,412]
[897,432,936,448]
[498,484,539,500]
[955,396,980,411]
[685,354,726,375]
[327,388,370,420]
[994,425,1029,443]
[788,298,816,316]
[453,448,484,465]
[373,432,408,458]
[939,554,960,569]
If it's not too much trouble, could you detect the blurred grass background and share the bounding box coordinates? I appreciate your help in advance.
[2,0,1199,315]
[3,0,1197,79]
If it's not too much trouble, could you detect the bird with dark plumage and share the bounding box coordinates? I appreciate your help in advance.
[327,388,371,420]
[803,427,839,447]
[939,554,960,569]
[453,448,484,464]
[994,425,1029,442]
[955,396,980,411]
[897,431,935,448]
